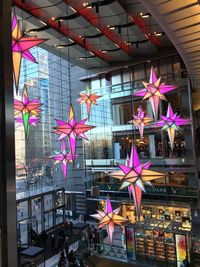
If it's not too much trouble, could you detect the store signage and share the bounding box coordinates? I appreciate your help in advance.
[175,234,187,267]
[146,186,166,194]
[125,226,136,261]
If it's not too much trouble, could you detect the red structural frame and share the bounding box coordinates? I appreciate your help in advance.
[14,0,111,62]
[63,0,134,56]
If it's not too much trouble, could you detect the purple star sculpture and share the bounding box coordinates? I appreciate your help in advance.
[54,104,95,162]
[50,139,78,181]
[133,67,177,119]
[155,103,191,150]
[109,145,165,219]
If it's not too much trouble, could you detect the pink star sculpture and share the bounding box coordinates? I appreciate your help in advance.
[90,197,127,244]
[50,139,78,181]
[12,15,46,92]
[54,104,95,162]
[109,145,165,219]
[14,85,42,139]
[155,103,191,150]
[133,67,177,119]
[76,87,101,118]
[129,106,153,138]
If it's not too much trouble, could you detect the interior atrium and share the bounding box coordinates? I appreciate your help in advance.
[0,0,200,266]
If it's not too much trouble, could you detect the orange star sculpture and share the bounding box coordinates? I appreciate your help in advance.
[90,197,128,243]
[129,106,153,138]
[76,87,101,118]
[12,15,46,92]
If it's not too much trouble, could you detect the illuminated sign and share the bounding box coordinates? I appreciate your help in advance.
[125,226,136,261]
[175,234,187,267]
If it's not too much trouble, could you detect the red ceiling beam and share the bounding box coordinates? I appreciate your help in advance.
[118,0,161,47]
[14,0,111,62]
[63,0,134,56]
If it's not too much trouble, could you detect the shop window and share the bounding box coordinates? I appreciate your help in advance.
[44,211,53,230]
[44,194,53,211]
[91,78,101,90]
[31,197,42,233]
[55,207,64,225]
[111,72,121,85]
[17,201,28,221]
[55,191,64,207]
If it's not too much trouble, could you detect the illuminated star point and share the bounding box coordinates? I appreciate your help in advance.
[76,87,101,118]
[129,106,153,138]
[50,139,78,181]
[12,15,46,92]
[54,104,95,162]
[14,85,42,139]
[133,67,177,119]
[109,145,165,219]
[90,197,127,243]
[156,103,191,150]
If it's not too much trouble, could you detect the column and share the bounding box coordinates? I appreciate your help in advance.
[0,0,17,266]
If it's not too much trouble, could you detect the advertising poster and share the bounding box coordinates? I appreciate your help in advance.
[175,234,187,267]
[125,226,136,261]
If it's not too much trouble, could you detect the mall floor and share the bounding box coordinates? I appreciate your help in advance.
[88,256,145,267]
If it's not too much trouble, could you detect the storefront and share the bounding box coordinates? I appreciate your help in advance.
[121,202,191,229]
[126,219,191,267]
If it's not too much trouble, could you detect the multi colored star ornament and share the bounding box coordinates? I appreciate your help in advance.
[12,15,46,92]
[54,104,95,162]
[133,67,177,119]
[155,103,191,150]
[90,197,128,244]
[14,85,42,139]
[76,87,101,118]
[129,106,153,138]
[109,145,165,218]
[50,139,78,181]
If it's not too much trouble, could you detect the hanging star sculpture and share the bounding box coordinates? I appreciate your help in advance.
[155,103,191,150]
[76,87,101,118]
[54,104,95,162]
[50,139,78,181]
[133,67,177,119]
[14,85,42,139]
[12,15,46,92]
[129,106,153,138]
[109,145,165,219]
[90,197,127,244]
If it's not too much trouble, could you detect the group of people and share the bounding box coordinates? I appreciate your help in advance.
[87,225,98,250]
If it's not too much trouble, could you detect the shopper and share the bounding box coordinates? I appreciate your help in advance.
[69,220,73,236]
[64,219,70,235]
[58,250,66,267]
[183,257,190,267]
[64,236,69,257]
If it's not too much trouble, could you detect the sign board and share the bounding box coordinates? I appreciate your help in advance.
[125,226,136,261]
[175,234,187,267]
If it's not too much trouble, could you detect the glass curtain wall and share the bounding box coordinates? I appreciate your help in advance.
[82,55,197,208]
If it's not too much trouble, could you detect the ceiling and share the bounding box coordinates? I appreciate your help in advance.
[140,0,200,91]
[14,0,175,70]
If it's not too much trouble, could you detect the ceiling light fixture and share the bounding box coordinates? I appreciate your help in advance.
[140,12,151,18]
[154,31,165,36]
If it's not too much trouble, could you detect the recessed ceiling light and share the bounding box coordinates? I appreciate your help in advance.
[154,32,165,36]
[69,6,76,13]
[39,20,47,26]
[140,12,150,18]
